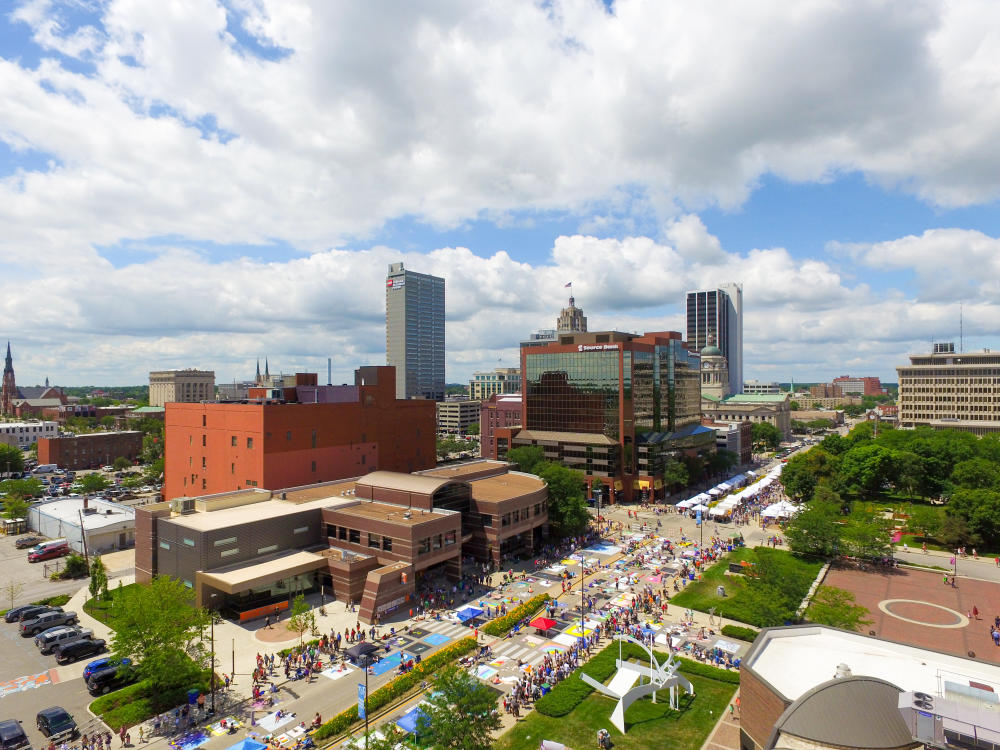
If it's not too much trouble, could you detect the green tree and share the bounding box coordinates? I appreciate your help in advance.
[806,419,834,430]
[506,446,545,475]
[841,509,893,558]
[947,488,1000,548]
[751,422,782,452]
[89,556,108,601]
[113,456,131,471]
[141,433,164,463]
[663,458,688,493]
[740,548,810,626]
[938,514,979,548]
[80,473,110,494]
[286,594,314,645]
[951,458,1000,490]
[781,448,840,502]
[789,400,801,411]
[60,553,89,579]
[708,449,739,476]
[3,496,29,521]
[0,443,24,476]
[840,403,865,417]
[143,458,164,484]
[819,433,848,455]
[906,504,942,539]
[840,444,895,499]
[537,463,589,537]
[466,423,480,436]
[416,665,502,750]
[784,501,841,557]
[893,451,926,498]
[109,576,209,692]
[806,586,873,631]
[0,477,43,500]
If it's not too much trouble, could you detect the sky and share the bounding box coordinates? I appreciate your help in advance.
[4,1,1000,388]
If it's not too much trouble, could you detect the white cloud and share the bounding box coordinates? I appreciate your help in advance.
[5,2,1000,386]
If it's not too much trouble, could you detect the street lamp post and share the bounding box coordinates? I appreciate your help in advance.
[363,654,370,750]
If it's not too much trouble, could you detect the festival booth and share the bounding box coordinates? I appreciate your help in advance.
[761,500,799,519]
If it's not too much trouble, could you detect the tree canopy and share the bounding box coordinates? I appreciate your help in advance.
[505,446,544,474]
[416,665,502,750]
[806,586,873,631]
[536,463,589,537]
[751,422,782,451]
[0,444,24,475]
[81,473,111,493]
[109,577,209,692]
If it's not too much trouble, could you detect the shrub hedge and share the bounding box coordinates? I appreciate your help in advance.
[91,677,211,730]
[313,637,478,741]
[482,593,551,637]
[0,593,73,618]
[534,641,740,717]
[720,624,758,642]
[278,638,320,658]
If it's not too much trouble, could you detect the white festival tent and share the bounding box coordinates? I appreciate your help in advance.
[676,499,696,509]
[707,488,723,496]
[761,500,799,518]
[690,504,709,513]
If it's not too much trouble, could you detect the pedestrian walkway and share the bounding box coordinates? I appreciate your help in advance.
[700,691,741,750]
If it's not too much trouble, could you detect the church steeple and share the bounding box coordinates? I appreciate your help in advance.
[265,358,270,379]
[1,342,15,416]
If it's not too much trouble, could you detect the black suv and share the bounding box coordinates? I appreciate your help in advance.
[86,666,137,695]
[0,719,29,750]
[35,707,76,740]
[54,638,105,664]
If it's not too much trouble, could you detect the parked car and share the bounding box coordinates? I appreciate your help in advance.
[54,638,105,664]
[36,627,91,655]
[0,719,29,750]
[86,665,137,695]
[82,656,132,682]
[34,707,77,740]
[27,540,70,563]
[20,611,77,637]
[13,605,62,624]
[14,536,44,550]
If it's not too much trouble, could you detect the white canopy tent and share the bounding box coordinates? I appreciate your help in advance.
[690,504,709,513]
[708,488,723,496]
[761,500,799,518]
[676,498,696,509]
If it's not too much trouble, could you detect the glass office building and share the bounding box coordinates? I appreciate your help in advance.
[517,331,709,501]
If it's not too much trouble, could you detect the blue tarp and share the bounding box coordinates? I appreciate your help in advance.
[456,607,484,623]
[396,706,429,734]
[226,741,267,750]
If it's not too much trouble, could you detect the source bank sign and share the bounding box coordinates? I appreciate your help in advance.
[578,344,619,352]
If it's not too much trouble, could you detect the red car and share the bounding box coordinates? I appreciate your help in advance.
[28,542,70,562]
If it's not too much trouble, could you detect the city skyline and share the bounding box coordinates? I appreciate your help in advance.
[4,3,1000,386]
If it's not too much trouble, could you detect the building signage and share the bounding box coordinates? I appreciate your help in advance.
[386,279,405,289]
[577,344,618,352]
[376,596,406,615]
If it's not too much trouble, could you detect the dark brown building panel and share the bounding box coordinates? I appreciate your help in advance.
[39,431,144,470]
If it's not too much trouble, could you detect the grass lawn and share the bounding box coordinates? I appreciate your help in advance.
[82,582,136,626]
[669,548,823,627]
[494,669,737,750]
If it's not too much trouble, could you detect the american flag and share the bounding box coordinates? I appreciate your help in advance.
[564,282,572,288]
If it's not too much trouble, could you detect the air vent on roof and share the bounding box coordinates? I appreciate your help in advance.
[913,698,934,711]
[914,692,933,702]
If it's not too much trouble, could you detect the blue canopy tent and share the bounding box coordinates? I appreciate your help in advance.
[456,607,484,623]
[226,741,268,750]
[396,705,429,735]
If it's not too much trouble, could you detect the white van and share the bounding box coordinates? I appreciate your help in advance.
[33,464,58,474]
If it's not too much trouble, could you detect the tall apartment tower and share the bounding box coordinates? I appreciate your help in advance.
[386,262,446,401]
[686,283,743,395]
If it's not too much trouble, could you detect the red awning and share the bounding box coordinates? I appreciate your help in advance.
[530,617,557,631]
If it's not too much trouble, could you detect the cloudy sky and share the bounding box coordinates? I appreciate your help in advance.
[3,0,1000,388]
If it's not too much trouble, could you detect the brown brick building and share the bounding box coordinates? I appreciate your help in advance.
[38,431,144,470]
[135,461,546,624]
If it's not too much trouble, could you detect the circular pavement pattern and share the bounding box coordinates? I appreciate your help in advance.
[878,599,969,628]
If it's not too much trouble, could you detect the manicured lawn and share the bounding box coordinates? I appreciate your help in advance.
[82,583,136,626]
[669,548,823,627]
[494,669,736,750]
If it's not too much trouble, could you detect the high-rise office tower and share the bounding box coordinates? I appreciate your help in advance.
[686,283,743,395]
[386,262,445,400]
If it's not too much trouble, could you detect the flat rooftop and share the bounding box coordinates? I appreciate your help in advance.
[746,625,1000,701]
[469,472,545,503]
[32,497,135,530]
[170,492,356,532]
[422,460,509,479]
[326,500,453,526]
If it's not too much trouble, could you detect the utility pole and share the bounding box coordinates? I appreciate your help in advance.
[78,505,90,566]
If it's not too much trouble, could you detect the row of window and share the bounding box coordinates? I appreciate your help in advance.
[499,503,547,528]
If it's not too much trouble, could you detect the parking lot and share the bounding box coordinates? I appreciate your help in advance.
[0,532,89,611]
[0,601,109,746]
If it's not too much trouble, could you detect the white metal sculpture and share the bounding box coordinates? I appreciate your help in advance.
[580,634,695,734]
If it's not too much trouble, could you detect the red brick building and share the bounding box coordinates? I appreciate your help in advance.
[832,375,887,396]
[164,366,435,501]
[480,392,522,460]
[38,431,144,470]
